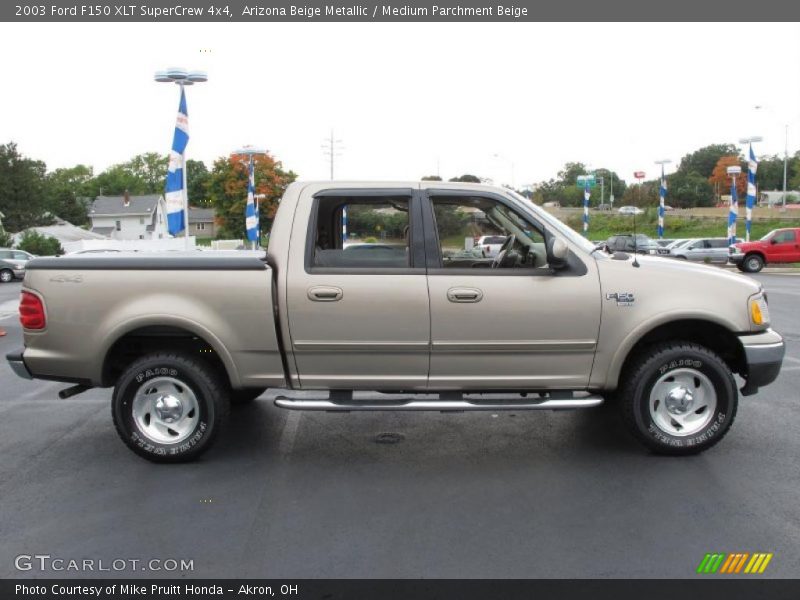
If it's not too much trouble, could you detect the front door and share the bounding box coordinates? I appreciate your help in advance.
[422,189,601,390]
[286,186,431,390]
[770,229,800,263]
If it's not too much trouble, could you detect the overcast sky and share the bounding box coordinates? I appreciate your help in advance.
[1,22,799,188]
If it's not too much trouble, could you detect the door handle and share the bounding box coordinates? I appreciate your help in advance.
[308,286,343,302]
[447,287,483,303]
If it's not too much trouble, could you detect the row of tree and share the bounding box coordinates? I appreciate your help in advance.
[0,142,296,240]
[525,144,800,209]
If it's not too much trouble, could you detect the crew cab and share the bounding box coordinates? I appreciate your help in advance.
[729,228,800,272]
[6,182,785,462]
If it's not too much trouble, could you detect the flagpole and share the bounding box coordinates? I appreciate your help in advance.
[181,82,190,251]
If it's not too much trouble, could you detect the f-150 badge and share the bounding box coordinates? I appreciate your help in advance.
[606,292,635,306]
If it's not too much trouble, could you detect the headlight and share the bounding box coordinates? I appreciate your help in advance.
[749,294,770,328]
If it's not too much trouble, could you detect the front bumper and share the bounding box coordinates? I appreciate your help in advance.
[738,329,785,395]
[13,269,25,279]
[6,349,33,380]
[729,252,745,265]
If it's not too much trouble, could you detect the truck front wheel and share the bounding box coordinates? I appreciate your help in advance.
[112,352,230,463]
[743,253,765,273]
[619,342,737,455]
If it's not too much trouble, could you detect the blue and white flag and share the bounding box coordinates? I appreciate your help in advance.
[164,88,189,236]
[745,145,758,242]
[728,177,738,245]
[245,157,258,242]
[658,166,667,239]
[583,180,590,236]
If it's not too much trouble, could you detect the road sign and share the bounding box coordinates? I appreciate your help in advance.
[634,171,646,179]
[576,174,596,188]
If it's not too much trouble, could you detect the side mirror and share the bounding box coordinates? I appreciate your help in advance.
[770,238,778,244]
[547,237,569,270]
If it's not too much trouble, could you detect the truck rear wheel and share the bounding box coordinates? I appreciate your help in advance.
[112,352,230,463]
[743,253,764,273]
[619,342,737,455]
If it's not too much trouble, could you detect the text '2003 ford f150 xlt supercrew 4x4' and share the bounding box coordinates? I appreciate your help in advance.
[6,182,786,462]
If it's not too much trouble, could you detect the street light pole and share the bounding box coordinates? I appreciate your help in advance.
[155,67,207,250]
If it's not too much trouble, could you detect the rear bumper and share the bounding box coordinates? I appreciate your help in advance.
[738,330,785,395]
[6,349,33,380]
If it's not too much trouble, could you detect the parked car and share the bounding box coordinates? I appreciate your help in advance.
[618,205,644,215]
[605,234,660,254]
[729,228,800,272]
[471,235,508,258]
[657,238,690,255]
[0,249,34,282]
[670,238,732,263]
[6,181,784,461]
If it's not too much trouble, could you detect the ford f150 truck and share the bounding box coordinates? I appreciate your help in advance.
[6,182,785,462]
[729,227,800,272]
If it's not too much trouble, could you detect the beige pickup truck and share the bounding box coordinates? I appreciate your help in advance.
[6,182,785,462]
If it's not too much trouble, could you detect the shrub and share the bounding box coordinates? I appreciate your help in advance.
[16,230,64,256]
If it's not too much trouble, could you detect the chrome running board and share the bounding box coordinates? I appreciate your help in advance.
[274,394,603,412]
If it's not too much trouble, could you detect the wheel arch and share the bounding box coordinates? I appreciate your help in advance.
[605,317,746,390]
[101,318,239,389]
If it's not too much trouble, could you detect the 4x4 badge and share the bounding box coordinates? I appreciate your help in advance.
[606,292,635,306]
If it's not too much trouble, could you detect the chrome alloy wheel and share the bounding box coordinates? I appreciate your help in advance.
[648,368,717,436]
[131,377,200,444]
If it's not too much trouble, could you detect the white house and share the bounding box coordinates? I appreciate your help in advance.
[88,193,170,240]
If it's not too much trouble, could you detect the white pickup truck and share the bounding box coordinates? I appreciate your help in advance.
[7,182,785,462]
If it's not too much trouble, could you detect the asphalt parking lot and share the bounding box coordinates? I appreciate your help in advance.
[0,274,798,579]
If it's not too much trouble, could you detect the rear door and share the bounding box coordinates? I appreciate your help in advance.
[285,186,431,390]
[421,188,601,390]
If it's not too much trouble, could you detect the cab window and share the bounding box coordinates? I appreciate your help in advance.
[310,195,412,269]
[430,195,548,269]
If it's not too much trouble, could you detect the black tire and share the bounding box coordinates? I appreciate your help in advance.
[112,352,230,463]
[735,263,746,272]
[742,253,764,273]
[0,269,13,283]
[619,342,737,455]
[230,388,266,405]
[675,255,688,260]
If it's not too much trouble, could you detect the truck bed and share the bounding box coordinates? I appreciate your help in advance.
[20,253,286,389]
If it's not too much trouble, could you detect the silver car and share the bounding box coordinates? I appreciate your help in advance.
[0,248,34,281]
[670,238,732,263]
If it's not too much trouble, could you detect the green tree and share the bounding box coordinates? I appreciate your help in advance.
[788,152,800,191]
[0,224,12,247]
[678,144,739,178]
[44,164,94,225]
[755,155,786,192]
[187,159,211,206]
[16,230,63,256]
[448,174,481,183]
[421,175,442,181]
[666,171,714,207]
[0,142,49,232]
[124,152,168,194]
[207,151,297,239]
[92,164,148,196]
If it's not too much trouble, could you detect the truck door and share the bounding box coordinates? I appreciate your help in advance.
[285,186,430,390]
[770,229,799,262]
[421,189,601,390]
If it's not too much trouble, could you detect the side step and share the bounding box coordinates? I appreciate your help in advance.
[274,393,603,412]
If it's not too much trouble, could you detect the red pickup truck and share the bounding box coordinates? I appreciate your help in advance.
[729,228,800,272]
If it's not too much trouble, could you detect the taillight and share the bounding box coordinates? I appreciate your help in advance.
[19,292,46,330]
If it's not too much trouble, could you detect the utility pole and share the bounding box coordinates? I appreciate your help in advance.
[322,130,343,180]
